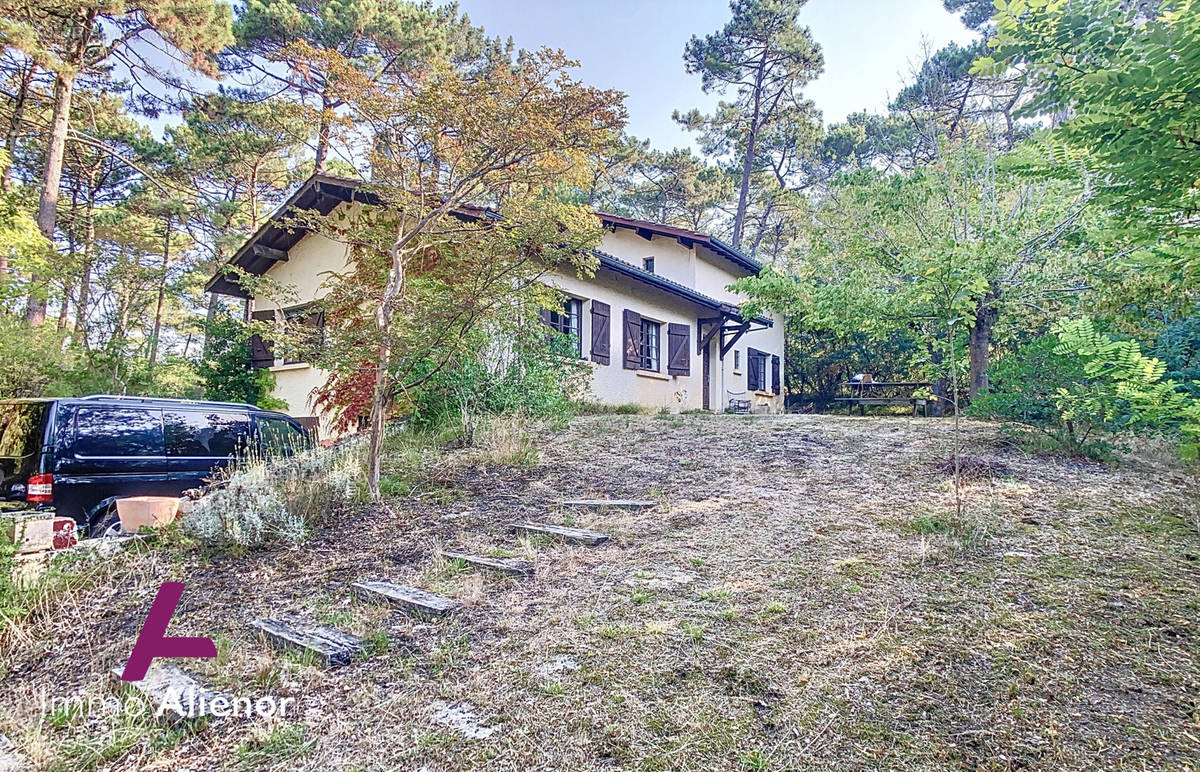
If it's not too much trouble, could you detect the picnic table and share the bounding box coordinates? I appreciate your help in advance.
[834,380,932,416]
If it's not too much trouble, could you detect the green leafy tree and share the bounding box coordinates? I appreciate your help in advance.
[275,44,625,499]
[228,0,506,171]
[973,317,1200,460]
[198,311,282,407]
[618,144,732,232]
[983,0,1200,285]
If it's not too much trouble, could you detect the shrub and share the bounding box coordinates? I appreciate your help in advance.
[184,443,361,548]
[971,318,1200,460]
[198,312,286,409]
[409,327,590,441]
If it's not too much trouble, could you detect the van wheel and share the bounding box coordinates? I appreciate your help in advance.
[91,504,125,539]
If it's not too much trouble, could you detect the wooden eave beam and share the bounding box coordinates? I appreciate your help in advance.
[252,244,288,262]
[697,314,726,354]
[635,227,654,241]
[720,321,751,358]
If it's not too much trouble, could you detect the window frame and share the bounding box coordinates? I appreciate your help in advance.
[546,297,583,357]
[747,349,770,392]
[639,319,661,372]
[282,306,326,366]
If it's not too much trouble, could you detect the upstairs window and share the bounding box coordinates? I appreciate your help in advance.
[545,298,583,357]
[640,319,661,371]
[643,257,655,273]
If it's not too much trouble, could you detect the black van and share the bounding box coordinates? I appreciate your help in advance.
[0,395,310,537]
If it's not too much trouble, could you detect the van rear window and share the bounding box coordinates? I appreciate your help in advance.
[74,408,164,457]
[165,411,250,457]
[0,403,48,458]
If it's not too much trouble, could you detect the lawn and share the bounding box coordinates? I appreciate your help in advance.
[1,414,1197,770]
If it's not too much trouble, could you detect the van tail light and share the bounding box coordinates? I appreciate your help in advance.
[26,473,53,503]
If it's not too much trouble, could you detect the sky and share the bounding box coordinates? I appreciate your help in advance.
[454,0,979,151]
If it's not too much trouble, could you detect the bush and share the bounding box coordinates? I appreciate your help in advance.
[184,443,361,548]
[409,328,590,441]
[198,312,285,408]
[971,318,1200,460]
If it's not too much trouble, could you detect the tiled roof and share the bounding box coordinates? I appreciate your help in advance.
[592,250,771,327]
[207,174,767,326]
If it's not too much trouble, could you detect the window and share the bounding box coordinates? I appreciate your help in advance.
[545,298,583,357]
[165,411,251,457]
[733,350,741,373]
[643,257,655,273]
[640,319,661,371]
[0,403,48,458]
[747,349,769,392]
[258,416,309,457]
[283,307,325,365]
[74,408,163,457]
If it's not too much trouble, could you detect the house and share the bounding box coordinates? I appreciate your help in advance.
[206,173,786,438]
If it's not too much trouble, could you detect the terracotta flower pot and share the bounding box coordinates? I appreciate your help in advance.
[116,496,180,533]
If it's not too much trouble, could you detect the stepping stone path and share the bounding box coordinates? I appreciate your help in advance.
[251,616,364,668]
[439,550,534,577]
[511,521,610,546]
[110,665,230,720]
[352,580,461,619]
[560,499,656,510]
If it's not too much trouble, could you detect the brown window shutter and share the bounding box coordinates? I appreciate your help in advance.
[667,323,690,376]
[249,309,276,369]
[590,301,611,365]
[771,354,781,395]
[622,309,642,369]
[747,347,763,391]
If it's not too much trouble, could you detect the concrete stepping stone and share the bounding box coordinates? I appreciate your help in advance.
[0,734,30,772]
[439,550,533,577]
[430,701,499,739]
[250,615,364,667]
[351,580,460,619]
[110,664,231,720]
[560,499,656,510]
[511,522,610,546]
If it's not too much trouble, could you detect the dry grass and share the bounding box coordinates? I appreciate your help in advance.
[1,414,1198,771]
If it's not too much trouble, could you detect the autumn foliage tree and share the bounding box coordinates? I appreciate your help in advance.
[287,44,625,499]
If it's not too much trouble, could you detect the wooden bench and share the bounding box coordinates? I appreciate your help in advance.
[834,381,931,416]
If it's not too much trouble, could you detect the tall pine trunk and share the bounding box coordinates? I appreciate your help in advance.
[1,57,35,201]
[28,69,77,325]
[314,94,333,173]
[149,218,172,367]
[74,188,96,341]
[731,50,768,249]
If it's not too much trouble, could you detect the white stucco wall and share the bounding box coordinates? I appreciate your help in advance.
[599,229,697,288]
[246,211,787,436]
[546,267,785,414]
[546,268,708,411]
[249,227,353,440]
